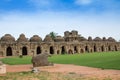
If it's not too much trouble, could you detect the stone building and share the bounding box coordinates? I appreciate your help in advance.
[0,30,120,57]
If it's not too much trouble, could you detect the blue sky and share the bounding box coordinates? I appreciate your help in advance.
[0,0,120,41]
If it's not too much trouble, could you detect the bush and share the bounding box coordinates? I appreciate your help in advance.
[19,55,23,58]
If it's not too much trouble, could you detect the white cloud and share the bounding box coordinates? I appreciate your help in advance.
[0,11,120,41]
[75,0,93,5]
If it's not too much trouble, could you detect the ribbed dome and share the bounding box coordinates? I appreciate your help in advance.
[107,37,116,42]
[54,36,64,42]
[94,37,102,41]
[17,34,28,42]
[30,35,42,42]
[43,35,53,42]
[1,34,15,42]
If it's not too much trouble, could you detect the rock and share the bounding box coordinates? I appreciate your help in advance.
[31,52,53,67]
[32,67,40,73]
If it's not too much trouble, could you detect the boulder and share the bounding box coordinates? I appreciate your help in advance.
[31,52,53,67]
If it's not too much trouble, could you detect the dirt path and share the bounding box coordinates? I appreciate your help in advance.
[6,64,120,80]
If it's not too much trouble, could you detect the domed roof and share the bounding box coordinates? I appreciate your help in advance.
[94,37,102,41]
[71,30,77,32]
[107,37,116,42]
[17,34,28,42]
[88,36,92,41]
[80,36,87,41]
[54,36,64,42]
[103,37,107,41]
[30,35,42,42]
[43,35,53,42]
[1,34,15,42]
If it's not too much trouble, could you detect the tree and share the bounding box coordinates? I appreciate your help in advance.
[49,32,58,40]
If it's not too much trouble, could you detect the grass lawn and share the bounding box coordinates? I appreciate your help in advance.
[49,51,120,70]
[0,51,120,70]
[0,56,32,65]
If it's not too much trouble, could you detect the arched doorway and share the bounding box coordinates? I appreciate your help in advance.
[6,47,12,56]
[61,46,65,54]
[94,45,97,52]
[74,46,78,53]
[36,46,41,54]
[22,47,27,55]
[90,49,93,53]
[50,46,54,54]
[101,46,104,52]
[68,49,73,54]
[85,46,89,53]
[108,45,111,51]
[57,50,60,54]
[115,45,117,51]
[80,49,84,53]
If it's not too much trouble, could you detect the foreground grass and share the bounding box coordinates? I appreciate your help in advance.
[49,51,120,70]
[0,71,113,80]
[0,56,32,65]
[0,51,120,70]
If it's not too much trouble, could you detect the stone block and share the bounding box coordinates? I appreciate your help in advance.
[0,64,6,74]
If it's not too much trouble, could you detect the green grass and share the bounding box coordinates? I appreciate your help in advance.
[49,51,120,70]
[0,56,32,65]
[0,51,120,70]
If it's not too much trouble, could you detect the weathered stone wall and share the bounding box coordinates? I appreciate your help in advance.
[0,30,120,57]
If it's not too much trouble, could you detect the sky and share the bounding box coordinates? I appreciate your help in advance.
[0,0,120,41]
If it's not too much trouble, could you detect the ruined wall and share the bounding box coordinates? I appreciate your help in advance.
[0,30,120,57]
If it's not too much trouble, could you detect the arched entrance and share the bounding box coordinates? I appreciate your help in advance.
[6,47,12,56]
[80,49,84,53]
[57,50,60,54]
[101,46,104,52]
[61,46,65,54]
[115,45,117,51]
[22,47,27,55]
[94,45,97,52]
[36,46,41,54]
[74,46,78,53]
[50,46,54,54]
[108,45,111,51]
[90,49,93,53]
[85,46,89,53]
[68,49,73,54]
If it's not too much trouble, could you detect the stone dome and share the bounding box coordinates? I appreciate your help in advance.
[30,35,42,42]
[1,34,15,42]
[103,37,107,41]
[43,35,53,42]
[107,37,116,42]
[94,37,102,41]
[80,36,87,41]
[88,36,92,41]
[54,36,64,42]
[17,34,28,42]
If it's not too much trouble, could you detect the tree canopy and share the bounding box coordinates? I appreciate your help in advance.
[49,32,58,40]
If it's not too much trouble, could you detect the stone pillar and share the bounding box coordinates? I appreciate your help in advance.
[0,62,6,74]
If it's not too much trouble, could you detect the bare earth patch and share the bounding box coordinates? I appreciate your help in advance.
[6,64,120,80]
